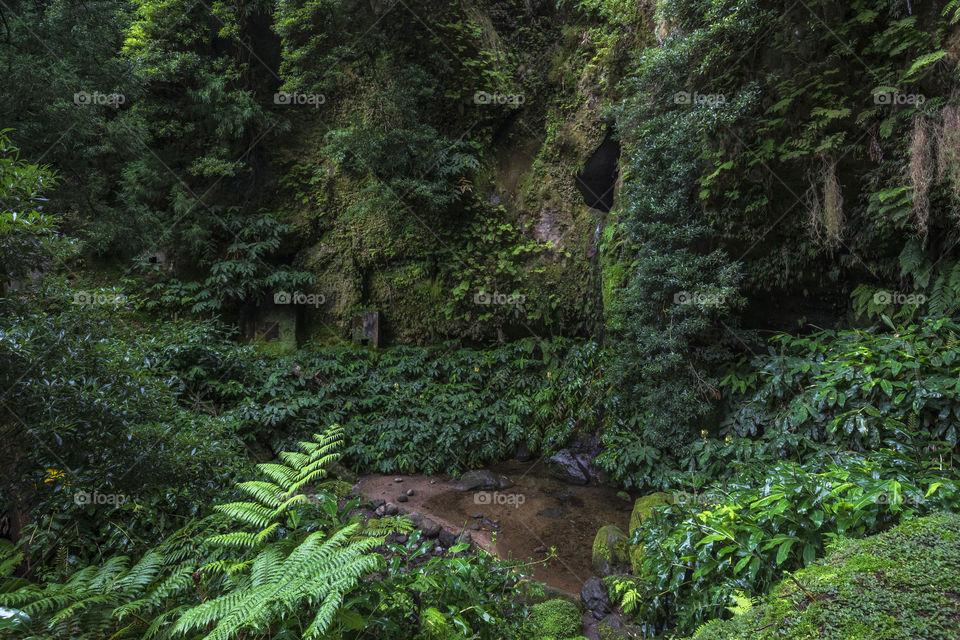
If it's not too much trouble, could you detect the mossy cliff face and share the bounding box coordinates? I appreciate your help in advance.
[270,1,654,344]
[685,512,960,640]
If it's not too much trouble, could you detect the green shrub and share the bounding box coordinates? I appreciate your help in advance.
[528,599,582,640]
[684,512,960,640]
[609,452,960,635]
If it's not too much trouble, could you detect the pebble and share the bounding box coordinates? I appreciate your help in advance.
[397,495,408,503]
[470,524,480,530]
[384,503,399,516]
[395,535,408,544]
[394,477,403,483]
[406,489,415,496]
[429,479,436,484]
[472,513,483,518]
[371,499,385,509]
[535,545,547,553]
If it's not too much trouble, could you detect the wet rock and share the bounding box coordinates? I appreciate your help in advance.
[439,529,456,547]
[394,477,403,482]
[472,513,483,519]
[406,489,415,496]
[458,530,472,545]
[374,506,385,516]
[395,535,408,544]
[429,479,437,484]
[496,475,515,490]
[629,492,673,537]
[471,524,480,530]
[371,498,386,509]
[407,512,423,527]
[456,470,499,491]
[421,518,441,538]
[547,450,589,485]
[581,576,612,619]
[383,503,399,516]
[598,613,641,639]
[397,495,408,503]
[592,525,630,576]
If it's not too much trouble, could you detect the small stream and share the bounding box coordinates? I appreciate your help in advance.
[358,458,632,595]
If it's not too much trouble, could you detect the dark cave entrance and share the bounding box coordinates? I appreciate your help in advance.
[575,132,620,212]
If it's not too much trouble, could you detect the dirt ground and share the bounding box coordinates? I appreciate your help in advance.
[358,458,632,596]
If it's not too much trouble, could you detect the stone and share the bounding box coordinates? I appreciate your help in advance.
[535,545,547,553]
[329,462,358,484]
[581,576,612,619]
[421,518,441,537]
[394,477,402,483]
[371,498,385,509]
[406,488,415,496]
[496,475,514,490]
[374,506,385,517]
[456,469,499,491]
[430,479,436,484]
[406,512,423,527]
[471,524,480,530]
[396,495,408,503]
[457,530,472,545]
[629,492,673,537]
[383,503,398,516]
[438,529,456,548]
[598,613,641,640]
[592,525,630,576]
[395,535,408,544]
[546,449,589,485]
[472,513,483,519]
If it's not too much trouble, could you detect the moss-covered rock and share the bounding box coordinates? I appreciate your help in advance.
[592,524,629,575]
[628,492,672,537]
[528,598,583,640]
[684,513,960,640]
[626,492,672,573]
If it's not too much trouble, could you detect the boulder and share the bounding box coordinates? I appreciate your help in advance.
[456,469,514,491]
[547,449,589,485]
[420,518,441,537]
[581,576,612,619]
[598,612,641,640]
[456,469,499,491]
[628,492,672,537]
[438,529,456,547]
[592,525,630,575]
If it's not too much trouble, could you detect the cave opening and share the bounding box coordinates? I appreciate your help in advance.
[575,132,620,212]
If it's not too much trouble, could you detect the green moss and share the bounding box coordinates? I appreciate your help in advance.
[529,599,582,640]
[592,524,629,574]
[685,513,960,640]
[628,492,672,537]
